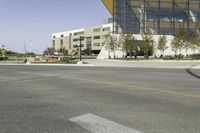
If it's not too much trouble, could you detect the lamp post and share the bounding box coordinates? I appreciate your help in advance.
[1,45,6,63]
[79,36,83,61]
[77,36,84,64]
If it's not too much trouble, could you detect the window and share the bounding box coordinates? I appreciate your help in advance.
[61,35,64,37]
[73,45,78,48]
[93,36,101,40]
[73,37,84,42]
[103,27,111,31]
[93,28,101,32]
[86,37,92,48]
[73,44,84,48]
[53,36,56,39]
[86,37,92,43]
[73,38,79,42]
[74,31,84,36]
[93,43,101,47]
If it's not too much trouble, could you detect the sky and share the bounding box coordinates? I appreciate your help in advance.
[0,0,111,54]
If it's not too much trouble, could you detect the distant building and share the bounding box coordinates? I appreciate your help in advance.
[52,21,113,54]
[102,0,200,35]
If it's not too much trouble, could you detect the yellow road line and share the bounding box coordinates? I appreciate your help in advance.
[62,76,200,100]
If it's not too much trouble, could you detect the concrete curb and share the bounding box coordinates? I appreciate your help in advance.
[102,59,200,63]
[0,63,96,67]
[1,62,200,69]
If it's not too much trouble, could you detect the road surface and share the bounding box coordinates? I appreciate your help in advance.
[0,65,200,133]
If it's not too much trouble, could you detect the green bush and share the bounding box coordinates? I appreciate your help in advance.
[189,54,200,60]
[60,57,69,63]
[163,55,174,60]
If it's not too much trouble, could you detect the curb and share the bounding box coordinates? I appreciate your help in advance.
[0,63,96,67]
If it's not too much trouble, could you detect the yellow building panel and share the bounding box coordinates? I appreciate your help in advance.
[102,0,113,15]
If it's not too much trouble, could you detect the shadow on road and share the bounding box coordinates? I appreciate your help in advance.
[186,65,200,79]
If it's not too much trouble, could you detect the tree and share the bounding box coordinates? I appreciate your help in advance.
[43,47,55,55]
[0,49,2,55]
[174,26,189,57]
[192,23,200,54]
[184,33,195,57]
[171,37,179,58]
[140,33,153,59]
[121,33,138,59]
[103,33,119,59]
[157,35,168,58]
[59,48,68,56]
[83,46,92,56]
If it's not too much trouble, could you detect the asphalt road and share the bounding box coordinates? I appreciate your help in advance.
[0,65,200,133]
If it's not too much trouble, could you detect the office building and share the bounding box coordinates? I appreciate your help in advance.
[102,0,200,35]
[52,22,113,54]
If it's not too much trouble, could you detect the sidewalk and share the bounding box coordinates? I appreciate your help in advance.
[85,59,200,69]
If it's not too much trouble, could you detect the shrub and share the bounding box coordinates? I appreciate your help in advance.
[189,54,200,60]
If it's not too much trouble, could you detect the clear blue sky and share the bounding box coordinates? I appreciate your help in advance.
[0,0,111,53]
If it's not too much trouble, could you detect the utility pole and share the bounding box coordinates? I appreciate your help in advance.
[79,36,83,61]
[77,36,84,65]
[1,45,6,63]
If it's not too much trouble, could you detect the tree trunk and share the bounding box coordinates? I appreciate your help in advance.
[130,50,133,59]
[144,51,148,59]
[113,49,116,59]
[108,48,111,59]
[186,48,188,58]
[134,51,137,59]
[163,50,165,58]
[125,49,128,59]
[179,48,182,59]
[146,51,149,59]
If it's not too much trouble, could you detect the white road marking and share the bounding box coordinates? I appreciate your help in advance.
[69,113,142,133]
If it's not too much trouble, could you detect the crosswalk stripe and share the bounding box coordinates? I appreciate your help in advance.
[69,113,142,133]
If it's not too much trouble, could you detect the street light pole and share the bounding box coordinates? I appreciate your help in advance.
[1,45,6,63]
[79,36,83,61]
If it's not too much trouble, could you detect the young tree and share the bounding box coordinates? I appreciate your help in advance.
[103,33,119,59]
[140,33,153,59]
[59,48,68,56]
[171,37,179,58]
[121,33,138,59]
[129,35,138,59]
[83,46,92,56]
[43,47,55,56]
[174,26,189,57]
[157,35,168,58]
[193,23,200,54]
[121,34,129,58]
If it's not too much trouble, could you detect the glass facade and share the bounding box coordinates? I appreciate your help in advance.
[93,28,101,32]
[86,37,92,48]
[113,0,139,34]
[111,0,200,35]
